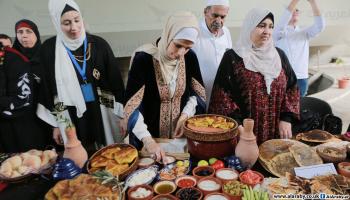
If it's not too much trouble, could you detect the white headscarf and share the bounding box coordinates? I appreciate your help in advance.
[206,0,230,7]
[130,11,199,85]
[234,8,282,94]
[48,0,87,117]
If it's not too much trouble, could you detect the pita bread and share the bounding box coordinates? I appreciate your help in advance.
[289,144,323,166]
[267,152,299,177]
[259,139,300,163]
[296,129,334,143]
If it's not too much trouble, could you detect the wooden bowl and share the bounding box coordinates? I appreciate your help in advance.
[197,177,222,196]
[316,146,347,163]
[175,175,197,188]
[239,170,264,188]
[215,168,239,184]
[204,192,231,200]
[86,143,138,180]
[338,162,350,178]
[128,184,154,200]
[176,187,203,200]
[192,166,215,180]
[151,194,178,200]
[153,180,177,195]
[184,114,238,142]
[222,180,247,200]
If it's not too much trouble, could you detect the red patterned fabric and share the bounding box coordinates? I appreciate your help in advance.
[209,49,300,145]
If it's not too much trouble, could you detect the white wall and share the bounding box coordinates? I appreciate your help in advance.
[1,0,350,58]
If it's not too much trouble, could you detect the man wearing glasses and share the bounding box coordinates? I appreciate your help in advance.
[274,0,325,97]
[192,0,232,109]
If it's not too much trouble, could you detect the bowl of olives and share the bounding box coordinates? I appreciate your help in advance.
[192,166,215,180]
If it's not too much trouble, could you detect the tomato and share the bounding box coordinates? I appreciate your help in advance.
[211,160,225,170]
[240,170,263,184]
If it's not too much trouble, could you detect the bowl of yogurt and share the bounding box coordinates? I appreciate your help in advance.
[215,168,239,183]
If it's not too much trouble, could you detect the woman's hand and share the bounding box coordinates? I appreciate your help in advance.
[173,113,188,138]
[279,120,292,139]
[119,118,127,137]
[142,136,166,162]
[53,127,63,145]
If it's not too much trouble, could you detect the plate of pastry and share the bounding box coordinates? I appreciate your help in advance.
[87,143,139,180]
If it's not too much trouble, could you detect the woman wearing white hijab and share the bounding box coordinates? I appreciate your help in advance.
[209,8,300,144]
[37,0,124,153]
[123,11,205,162]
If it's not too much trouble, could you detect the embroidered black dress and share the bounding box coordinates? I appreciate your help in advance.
[209,48,300,145]
[38,34,124,152]
[124,50,206,149]
[0,46,50,153]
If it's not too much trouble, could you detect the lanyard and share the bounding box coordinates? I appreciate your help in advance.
[64,38,88,81]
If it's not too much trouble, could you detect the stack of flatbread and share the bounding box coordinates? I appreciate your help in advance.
[259,139,323,177]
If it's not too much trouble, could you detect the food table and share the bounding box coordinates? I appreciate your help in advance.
[1,115,350,200]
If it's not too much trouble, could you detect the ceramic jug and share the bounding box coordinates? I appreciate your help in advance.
[63,126,88,168]
[234,118,259,169]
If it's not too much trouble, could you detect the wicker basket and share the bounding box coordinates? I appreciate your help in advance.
[316,146,346,163]
[183,114,238,142]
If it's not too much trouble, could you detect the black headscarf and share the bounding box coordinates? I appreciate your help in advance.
[13,19,41,63]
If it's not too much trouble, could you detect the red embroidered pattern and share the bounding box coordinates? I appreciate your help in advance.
[211,60,299,145]
[153,58,186,138]
[191,78,206,102]
[124,86,145,123]
[209,87,239,116]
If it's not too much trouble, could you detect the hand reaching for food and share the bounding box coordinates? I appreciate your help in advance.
[142,137,166,163]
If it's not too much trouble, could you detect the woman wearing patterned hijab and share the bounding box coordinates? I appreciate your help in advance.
[209,8,300,145]
[123,11,205,162]
[38,0,124,154]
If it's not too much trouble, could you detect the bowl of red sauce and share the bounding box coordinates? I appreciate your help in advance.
[175,176,197,188]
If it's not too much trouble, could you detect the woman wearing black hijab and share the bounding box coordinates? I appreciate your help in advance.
[0,42,51,153]
[13,19,41,63]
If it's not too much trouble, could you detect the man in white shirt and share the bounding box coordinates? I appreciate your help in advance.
[274,0,325,97]
[192,0,232,108]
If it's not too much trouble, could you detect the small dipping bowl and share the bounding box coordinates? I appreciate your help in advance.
[153,180,177,195]
[215,168,239,184]
[239,170,264,188]
[175,175,197,188]
[192,166,215,180]
[204,192,231,200]
[128,184,154,200]
[151,194,178,200]
[138,158,155,169]
[176,187,203,200]
[197,176,222,196]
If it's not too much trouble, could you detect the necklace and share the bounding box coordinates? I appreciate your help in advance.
[74,43,91,62]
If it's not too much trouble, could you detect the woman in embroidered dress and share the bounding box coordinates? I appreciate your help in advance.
[208,8,300,145]
[38,0,124,154]
[123,11,206,162]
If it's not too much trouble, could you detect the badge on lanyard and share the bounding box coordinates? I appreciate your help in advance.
[65,38,95,102]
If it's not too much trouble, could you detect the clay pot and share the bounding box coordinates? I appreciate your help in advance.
[338,77,350,89]
[234,119,259,169]
[184,114,239,160]
[63,127,88,168]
